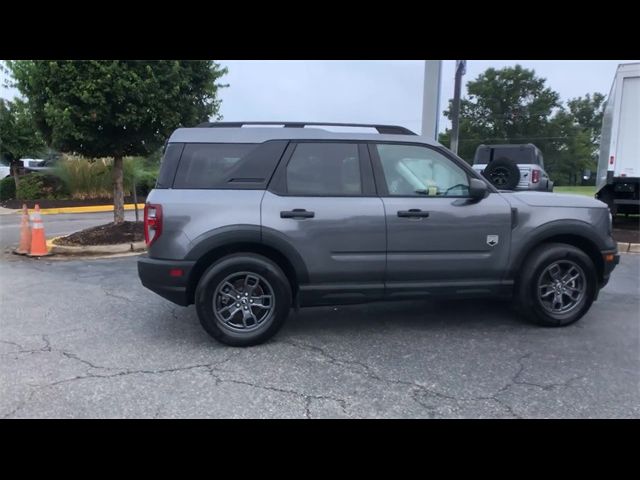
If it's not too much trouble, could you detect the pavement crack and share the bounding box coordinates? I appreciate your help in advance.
[1,389,38,419]
[282,339,457,411]
[476,353,586,419]
[280,339,538,419]
[60,351,111,371]
[41,334,52,352]
[8,353,244,418]
[0,339,25,351]
[0,335,55,356]
[304,397,312,419]
[282,339,384,382]
[102,287,134,303]
[508,353,584,392]
[488,396,522,419]
[205,362,348,418]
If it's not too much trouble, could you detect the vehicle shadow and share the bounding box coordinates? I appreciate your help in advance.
[165,297,530,347]
[281,297,531,338]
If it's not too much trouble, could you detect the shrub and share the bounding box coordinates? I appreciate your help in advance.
[16,173,68,200]
[16,174,43,200]
[0,176,16,201]
[39,174,69,199]
[54,156,109,199]
[134,167,159,197]
[54,155,146,199]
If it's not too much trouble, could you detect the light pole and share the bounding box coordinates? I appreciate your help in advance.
[421,60,442,141]
[450,60,466,155]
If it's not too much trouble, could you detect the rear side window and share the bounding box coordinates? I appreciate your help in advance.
[286,143,361,196]
[173,143,258,189]
[156,143,185,188]
[473,147,491,165]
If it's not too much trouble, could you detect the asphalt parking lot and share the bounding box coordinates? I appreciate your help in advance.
[0,249,638,418]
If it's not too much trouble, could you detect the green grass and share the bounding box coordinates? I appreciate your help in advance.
[554,186,597,197]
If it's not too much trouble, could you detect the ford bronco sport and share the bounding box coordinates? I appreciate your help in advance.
[472,144,554,192]
[138,122,619,346]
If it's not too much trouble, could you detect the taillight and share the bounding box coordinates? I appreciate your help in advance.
[144,203,163,246]
[531,170,540,183]
[609,155,615,165]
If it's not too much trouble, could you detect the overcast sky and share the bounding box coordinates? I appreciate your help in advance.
[215,60,638,135]
[3,60,637,135]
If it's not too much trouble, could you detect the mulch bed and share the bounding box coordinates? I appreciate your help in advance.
[55,221,144,246]
[1,196,145,209]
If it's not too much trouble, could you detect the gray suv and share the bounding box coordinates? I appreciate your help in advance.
[138,122,619,346]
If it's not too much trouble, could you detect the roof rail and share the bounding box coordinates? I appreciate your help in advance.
[195,121,416,135]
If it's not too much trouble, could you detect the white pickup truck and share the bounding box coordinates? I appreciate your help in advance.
[0,159,10,178]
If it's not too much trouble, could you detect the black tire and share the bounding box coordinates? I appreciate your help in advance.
[195,253,292,347]
[515,243,598,327]
[482,157,520,190]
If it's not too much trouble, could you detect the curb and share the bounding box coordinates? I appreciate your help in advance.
[32,203,146,215]
[618,242,640,254]
[3,203,146,215]
[46,237,146,256]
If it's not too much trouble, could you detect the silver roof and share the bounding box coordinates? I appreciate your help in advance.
[168,127,441,146]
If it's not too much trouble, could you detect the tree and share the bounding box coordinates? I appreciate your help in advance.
[543,111,593,185]
[439,65,561,163]
[438,65,605,186]
[7,61,228,223]
[0,98,46,188]
[567,93,606,174]
[567,93,606,145]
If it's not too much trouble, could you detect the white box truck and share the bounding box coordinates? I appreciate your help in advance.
[596,63,640,215]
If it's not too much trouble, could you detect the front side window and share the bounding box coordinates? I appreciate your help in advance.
[375,144,469,197]
[286,143,361,196]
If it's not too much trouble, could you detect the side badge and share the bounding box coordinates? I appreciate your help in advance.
[487,235,499,247]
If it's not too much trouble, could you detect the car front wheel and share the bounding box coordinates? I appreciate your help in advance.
[515,243,598,327]
[195,253,292,346]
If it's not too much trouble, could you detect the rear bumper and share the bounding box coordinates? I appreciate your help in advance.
[137,255,195,306]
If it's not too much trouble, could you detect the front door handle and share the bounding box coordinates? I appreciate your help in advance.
[397,209,430,218]
[280,209,315,219]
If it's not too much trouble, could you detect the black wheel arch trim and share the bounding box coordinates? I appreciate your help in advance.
[186,224,261,260]
[508,219,614,280]
[260,226,310,284]
[184,224,310,286]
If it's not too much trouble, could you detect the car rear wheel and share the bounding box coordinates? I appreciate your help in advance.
[515,243,598,327]
[195,253,292,346]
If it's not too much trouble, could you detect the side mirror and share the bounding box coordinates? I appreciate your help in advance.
[469,178,489,201]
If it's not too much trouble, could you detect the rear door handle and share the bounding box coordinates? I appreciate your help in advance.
[280,209,315,219]
[397,209,430,218]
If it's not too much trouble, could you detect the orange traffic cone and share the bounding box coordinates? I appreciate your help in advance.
[14,204,32,255]
[28,204,51,257]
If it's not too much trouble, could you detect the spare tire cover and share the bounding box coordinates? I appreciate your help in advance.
[482,157,520,190]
